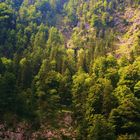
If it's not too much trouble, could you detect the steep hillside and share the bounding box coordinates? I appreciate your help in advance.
[115,7,140,58]
[0,0,140,139]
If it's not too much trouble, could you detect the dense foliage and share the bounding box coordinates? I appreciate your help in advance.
[0,0,140,139]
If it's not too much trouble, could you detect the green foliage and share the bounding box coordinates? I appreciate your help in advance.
[59,69,72,106]
[72,69,91,114]
[87,114,116,140]
[117,134,138,140]
[110,95,140,134]
[119,64,140,90]
[0,72,20,121]
[47,27,64,48]
[0,0,140,139]
[134,81,140,98]
[113,85,133,104]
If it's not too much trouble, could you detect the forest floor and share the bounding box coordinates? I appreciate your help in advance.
[0,110,76,139]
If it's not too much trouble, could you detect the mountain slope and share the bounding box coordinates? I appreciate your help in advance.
[0,0,140,139]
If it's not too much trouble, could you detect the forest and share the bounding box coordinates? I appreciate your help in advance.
[0,0,140,139]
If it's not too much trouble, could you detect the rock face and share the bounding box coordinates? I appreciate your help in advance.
[0,123,26,140]
[115,7,140,58]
